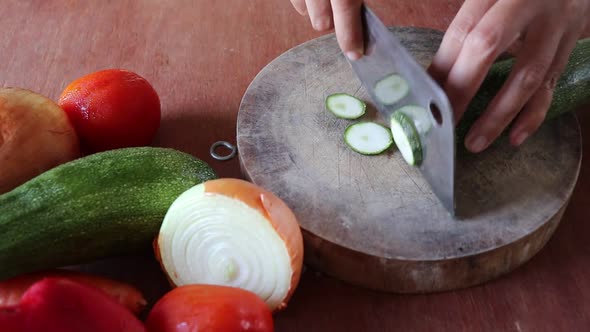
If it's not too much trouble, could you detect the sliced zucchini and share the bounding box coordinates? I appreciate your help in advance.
[326,93,366,119]
[395,105,432,134]
[374,74,409,105]
[390,111,423,166]
[344,122,393,155]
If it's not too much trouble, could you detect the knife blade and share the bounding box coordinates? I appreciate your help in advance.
[348,5,456,216]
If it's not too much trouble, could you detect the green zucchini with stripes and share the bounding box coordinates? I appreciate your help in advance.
[0,147,217,280]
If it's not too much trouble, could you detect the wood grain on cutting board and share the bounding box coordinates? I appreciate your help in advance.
[2,0,590,331]
[237,26,583,293]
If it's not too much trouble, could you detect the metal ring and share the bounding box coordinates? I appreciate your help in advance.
[210,141,237,161]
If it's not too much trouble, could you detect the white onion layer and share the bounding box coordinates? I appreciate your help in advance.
[158,185,293,310]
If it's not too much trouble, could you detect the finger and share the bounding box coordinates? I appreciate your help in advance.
[506,79,555,147]
[331,0,364,60]
[443,0,537,124]
[464,22,564,153]
[305,0,333,31]
[509,29,582,147]
[428,0,496,84]
[290,0,308,15]
[503,32,526,58]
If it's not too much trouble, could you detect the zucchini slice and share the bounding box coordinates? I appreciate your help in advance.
[326,93,366,119]
[395,105,432,134]
[374,74,409,105]
[344,122,393,155]
[390,111,423,166]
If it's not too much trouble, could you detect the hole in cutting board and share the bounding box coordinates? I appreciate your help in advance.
[430,102,443,125]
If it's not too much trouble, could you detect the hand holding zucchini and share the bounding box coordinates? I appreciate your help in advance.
[456,37,590,152]
[389,37,590,165]
[0,146,217,281]
[432,0,590,153]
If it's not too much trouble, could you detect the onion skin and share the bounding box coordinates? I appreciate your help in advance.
[154,178,304,311]
[204,178,304,310]
[145,284,274,332]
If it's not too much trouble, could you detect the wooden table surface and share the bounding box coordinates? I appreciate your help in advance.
[2,1,590,331]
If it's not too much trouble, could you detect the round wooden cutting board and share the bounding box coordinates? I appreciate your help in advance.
[236,27,582,293]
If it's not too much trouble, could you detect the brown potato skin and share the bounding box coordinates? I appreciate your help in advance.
[0,87,80,193]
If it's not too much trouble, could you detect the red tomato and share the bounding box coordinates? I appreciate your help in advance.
[58,69,161,153]
[145,284,274,332]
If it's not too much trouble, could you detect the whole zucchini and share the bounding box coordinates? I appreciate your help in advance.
[0,147,217,280]
[457,37,590,147]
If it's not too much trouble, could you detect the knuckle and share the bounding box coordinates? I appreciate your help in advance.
[494,104,520,122]
[517,63,547,92]
[447,18,476,45]
[465,26,502,57]
[543,71,560,90]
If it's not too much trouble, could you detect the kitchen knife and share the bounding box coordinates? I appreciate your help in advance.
[348,5,456,216]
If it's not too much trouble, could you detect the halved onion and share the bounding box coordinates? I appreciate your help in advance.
[154,178,304,311]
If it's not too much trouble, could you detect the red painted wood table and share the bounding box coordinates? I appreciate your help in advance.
[2,1,590,331]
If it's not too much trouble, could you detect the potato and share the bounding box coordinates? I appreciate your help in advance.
[0,87,80,193]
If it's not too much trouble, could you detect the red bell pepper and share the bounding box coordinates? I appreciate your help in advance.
[0,277,146,332]
[0,269,147,315]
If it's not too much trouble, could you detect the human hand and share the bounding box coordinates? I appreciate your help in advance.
[289,0,365,60]
[429,0,590,153]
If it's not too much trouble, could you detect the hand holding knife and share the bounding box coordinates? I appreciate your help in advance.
[288,0,590,153]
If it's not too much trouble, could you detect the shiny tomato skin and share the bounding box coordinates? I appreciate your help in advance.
[58,69,161,153]
[145,284,274,332]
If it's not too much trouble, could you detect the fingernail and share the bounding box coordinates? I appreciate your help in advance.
[312,16,331,31]
[467,135,487,152]
[513,131,529,146]
[346,50,362,61]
